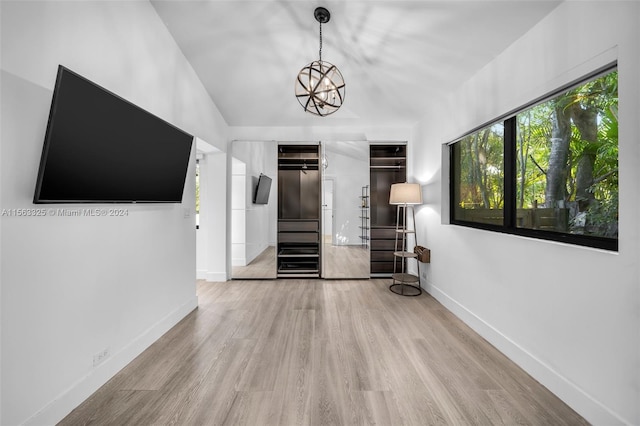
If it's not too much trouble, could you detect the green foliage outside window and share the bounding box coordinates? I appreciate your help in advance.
[452,68,618,248]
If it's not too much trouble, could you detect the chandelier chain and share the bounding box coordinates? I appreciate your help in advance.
[319,21,323,63]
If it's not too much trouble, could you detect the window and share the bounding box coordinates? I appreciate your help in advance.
[451,67,618,250]
[451,123,505,226]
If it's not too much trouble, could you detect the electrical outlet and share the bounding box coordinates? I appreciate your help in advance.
[183,208,191,218]
[93,348,110,367]
[421,270,427,279]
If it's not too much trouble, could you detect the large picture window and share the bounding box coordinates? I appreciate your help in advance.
[451,67,618,250]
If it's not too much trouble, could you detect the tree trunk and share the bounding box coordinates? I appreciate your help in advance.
[517,113,531,209]
[568,103,598,211]
[479,129,490,208]
[472,131,490,208]
[467,136,479,205]
[544,103,571,207]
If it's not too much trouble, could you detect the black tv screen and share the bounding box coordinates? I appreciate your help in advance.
[253,174,272,204]
[34,66,194,203]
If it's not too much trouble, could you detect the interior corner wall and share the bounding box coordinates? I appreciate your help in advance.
[410,2,639,425]
[0,1,228,425]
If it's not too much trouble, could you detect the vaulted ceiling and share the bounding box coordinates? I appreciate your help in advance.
[151,0,561,128]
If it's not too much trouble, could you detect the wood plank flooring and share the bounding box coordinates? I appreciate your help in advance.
[232,246,277,279]
[323,244,369,279]
[233,244,370,280]
[59,279,588,425]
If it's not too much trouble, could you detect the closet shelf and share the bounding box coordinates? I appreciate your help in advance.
[278,266,319,274]
[278,250,319,257]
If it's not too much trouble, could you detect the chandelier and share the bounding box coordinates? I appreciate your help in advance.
[295,7,346,116]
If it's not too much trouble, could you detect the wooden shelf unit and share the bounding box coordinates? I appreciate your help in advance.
[277,145,321,278]
[369,144,407,276]
[359,185,370,247]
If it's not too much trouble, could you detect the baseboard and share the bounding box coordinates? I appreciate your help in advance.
[23,295,198,426]
[423,280,628,426]
[196,268,208,280]
[206,271,227,282]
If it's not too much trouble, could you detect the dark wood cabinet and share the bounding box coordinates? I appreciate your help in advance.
[369,144,406,276]
[277,145,321,277]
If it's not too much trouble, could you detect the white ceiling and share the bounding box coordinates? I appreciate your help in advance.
[151,0,561,128]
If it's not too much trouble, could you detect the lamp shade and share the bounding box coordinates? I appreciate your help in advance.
[389,183,422,205]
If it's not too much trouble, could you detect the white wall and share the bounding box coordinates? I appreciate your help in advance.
[196,151,227,282]
[410,2,639,425]
[0,1,228,424]
[231,157,248,266]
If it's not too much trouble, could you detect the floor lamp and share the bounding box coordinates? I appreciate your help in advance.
[389,182,423,296]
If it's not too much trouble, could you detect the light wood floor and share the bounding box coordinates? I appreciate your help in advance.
[59,279,587,425]
[323,244,369,279]
[233,244,370,280]
[232,246,277,279]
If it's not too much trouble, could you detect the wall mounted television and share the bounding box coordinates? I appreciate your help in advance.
[253,173,272,204]
[33,65,194,204]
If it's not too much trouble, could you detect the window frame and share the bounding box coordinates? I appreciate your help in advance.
[449,64,618,252]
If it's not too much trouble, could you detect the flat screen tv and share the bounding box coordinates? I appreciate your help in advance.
[33,65,194,203]
[253,174,272,204]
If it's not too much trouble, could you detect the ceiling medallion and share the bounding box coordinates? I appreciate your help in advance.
[295,7,346,116]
